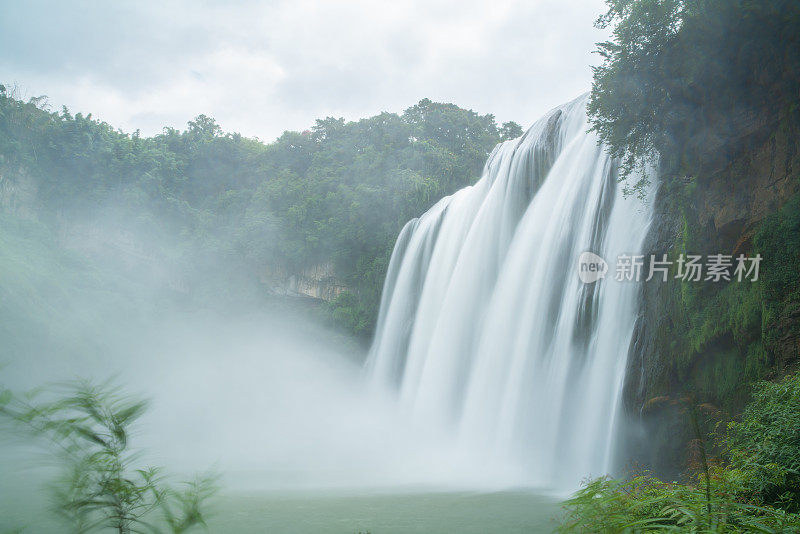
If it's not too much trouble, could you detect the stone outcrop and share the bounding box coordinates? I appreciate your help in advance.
[0,167,38,219]
[262,262,348,301]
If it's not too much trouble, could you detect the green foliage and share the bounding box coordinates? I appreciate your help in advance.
[589,0,800,196]
[727,374,800,512]
[559,474,800,533]
[327,291,372,337]
[499,121,524,141]
[589,0,685,194]
[0,85,507,336]
[753,194,800,351]
[643,190,800,413]
[0,381,217,534]
[561,375,800,532]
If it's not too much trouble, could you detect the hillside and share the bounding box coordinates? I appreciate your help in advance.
[0,87,522,337]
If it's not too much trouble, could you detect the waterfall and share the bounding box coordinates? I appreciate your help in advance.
[366,95,653,490]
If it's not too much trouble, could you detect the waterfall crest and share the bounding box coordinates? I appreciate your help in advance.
[366,95,652,490]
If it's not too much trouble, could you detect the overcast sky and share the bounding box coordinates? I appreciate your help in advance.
[0,0,610,142]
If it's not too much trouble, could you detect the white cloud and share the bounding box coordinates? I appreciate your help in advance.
[0,0,609,140]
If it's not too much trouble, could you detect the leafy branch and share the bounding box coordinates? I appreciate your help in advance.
[0,380,217,534]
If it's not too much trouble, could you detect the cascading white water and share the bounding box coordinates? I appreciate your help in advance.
[366,95,653,490]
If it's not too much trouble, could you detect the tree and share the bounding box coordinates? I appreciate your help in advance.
[588,0,687,196]
[500,121,523,141]
[588,0,800,197]
[186,115,222,138]
[0,88,511,336]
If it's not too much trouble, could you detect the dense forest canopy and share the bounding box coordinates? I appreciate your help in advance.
[0,85,522,335]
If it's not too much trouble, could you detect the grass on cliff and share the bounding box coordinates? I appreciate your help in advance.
[646,188,800,412]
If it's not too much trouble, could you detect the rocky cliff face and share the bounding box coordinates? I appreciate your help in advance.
[0,167,38,219]
[620,113,800,478]
[261,262,348,301]
[695,124,800,255]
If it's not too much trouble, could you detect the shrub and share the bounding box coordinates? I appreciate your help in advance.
[0,380,217,534]
[727,373,800,512]
[559,473,800,533]
[560,372,800,532]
